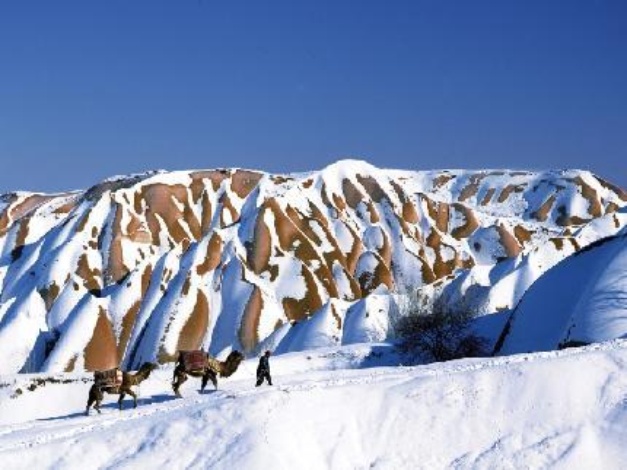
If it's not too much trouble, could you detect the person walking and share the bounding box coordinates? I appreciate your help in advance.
[255,350,272,386]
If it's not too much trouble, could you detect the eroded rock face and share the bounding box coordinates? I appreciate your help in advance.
[0,162,625,372]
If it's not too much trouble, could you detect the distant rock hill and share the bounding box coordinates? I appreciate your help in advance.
[0,160,625,373]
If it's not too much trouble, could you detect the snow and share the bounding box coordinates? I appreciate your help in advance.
[0,341,626,468]
[468,227,508,265]
[274,300,346,353]
[0,162,626,376]
[0,289,47,373]
[208,258,255,356]
[355,251,381,280]
[332,261,354,300]
[332,220,354,253]
[497,232,627,355]
[342,289,393,345]
[42,294,105,373]
[442,209,627,316]
[2,163,626,467]
[362,225,386,251]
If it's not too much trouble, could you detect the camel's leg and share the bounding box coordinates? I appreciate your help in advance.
[87,385,104,415]
[201,371,209,392]
[173,372,187,397]
[172,364,184,386]
[96,387,103,414]
[202,370,217,392]
[126,389,138,408]
[200,369,210,393]
[118,391,126,410]
[86,385,96,415]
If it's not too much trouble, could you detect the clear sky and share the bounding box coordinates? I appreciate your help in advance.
[0,0,625,193]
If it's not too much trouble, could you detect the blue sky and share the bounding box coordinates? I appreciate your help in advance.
[0,1,625,193]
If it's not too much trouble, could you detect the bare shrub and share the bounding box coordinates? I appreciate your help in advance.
[394,292,488,363]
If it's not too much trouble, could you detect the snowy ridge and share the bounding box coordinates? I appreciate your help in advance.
[0,160,626,373]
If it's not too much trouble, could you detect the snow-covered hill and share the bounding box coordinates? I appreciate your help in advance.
[0,160,626,373]
[495,228,627,354]
[0,342,626,469]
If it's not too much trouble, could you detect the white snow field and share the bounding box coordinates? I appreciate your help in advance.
[1,342,626,469]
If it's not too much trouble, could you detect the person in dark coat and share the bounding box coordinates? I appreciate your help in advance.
[255,350,272,386]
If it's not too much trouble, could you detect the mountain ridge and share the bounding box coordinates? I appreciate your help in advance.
[0,160,625,373]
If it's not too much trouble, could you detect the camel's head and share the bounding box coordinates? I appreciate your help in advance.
[220,351,244,377]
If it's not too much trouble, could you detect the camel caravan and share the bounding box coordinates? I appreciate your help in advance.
[85,349,244,415]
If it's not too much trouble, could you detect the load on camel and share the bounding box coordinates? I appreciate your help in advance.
[172,350,244,397]
[86,362,158,415]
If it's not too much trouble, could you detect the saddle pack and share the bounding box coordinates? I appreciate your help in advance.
[179,350,207,373]
[94,368,123,389]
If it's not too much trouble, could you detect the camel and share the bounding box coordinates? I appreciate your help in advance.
[86,362,158,415]
[172,350,244,397]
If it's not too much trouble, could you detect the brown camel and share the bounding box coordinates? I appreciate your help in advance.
[172,350,244,397]
[86,362,158,415]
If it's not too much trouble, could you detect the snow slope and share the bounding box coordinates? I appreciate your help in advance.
[496,229,627,355]
[0,341,626,469]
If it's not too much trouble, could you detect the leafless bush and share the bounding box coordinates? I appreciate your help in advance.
[394,292,488,363]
